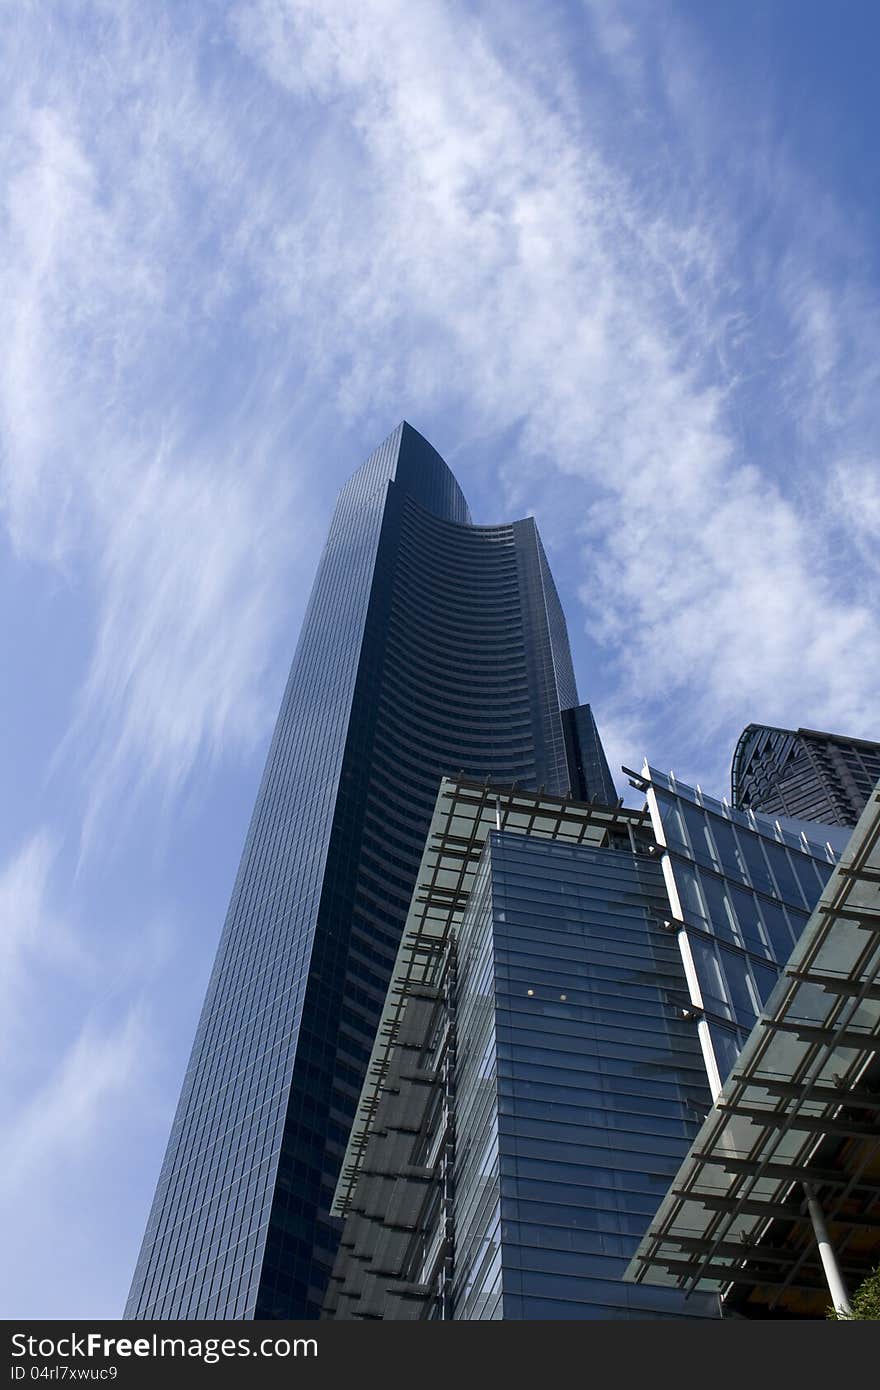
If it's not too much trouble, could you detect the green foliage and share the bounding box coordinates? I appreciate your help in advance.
[827,1264,880,1320]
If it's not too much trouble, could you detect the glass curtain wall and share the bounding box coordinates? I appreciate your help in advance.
[643,766,838,1089]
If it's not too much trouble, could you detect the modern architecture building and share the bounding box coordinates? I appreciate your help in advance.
[627,777,880,1318]
[632,763,842,1094]
[126,422,611,1320]
[732,724,880,829]
[325,779,720,1320]
[325,768,849,1319]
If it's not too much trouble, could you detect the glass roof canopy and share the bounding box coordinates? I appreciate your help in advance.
[625,781,880,1317]
[331,776,651,1218]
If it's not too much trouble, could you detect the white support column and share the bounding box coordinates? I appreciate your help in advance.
[803,1183,852,1316]
[643,770,724,1101]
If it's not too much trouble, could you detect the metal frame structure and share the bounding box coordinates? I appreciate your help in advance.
[331,776,649,1218]
[324,778,656,1319]
[625,785,880,1317]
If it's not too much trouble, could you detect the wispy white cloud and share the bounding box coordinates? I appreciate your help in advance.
[227,0,879,775]
[0,831,87,1054]
[1,10,319,840]
[0,992,160,1318]
[62,434,303,850]
[0,826,169,1078]
[0,825,171,1315]
[2,0,876,821]
[0,1006,151,1196]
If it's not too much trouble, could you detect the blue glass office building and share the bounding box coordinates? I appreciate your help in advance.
[459,834,718,1318]
[325,780,718,1319]
[639,764,841,1091]
[126,423,608,1320]
[326,770,845,1320]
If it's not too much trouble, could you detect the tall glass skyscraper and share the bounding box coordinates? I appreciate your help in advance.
[126,422,609,1320]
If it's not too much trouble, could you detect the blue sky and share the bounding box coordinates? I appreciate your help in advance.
[1,0,878,1318]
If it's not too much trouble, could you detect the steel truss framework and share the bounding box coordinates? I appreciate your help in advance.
[625,784,880,1317]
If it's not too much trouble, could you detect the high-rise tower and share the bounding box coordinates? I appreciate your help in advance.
[126,423,609,1320]
[731,724,880,828]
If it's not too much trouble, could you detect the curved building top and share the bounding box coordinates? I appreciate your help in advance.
[342,420,473,527]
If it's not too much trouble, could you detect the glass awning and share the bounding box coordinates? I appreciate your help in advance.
[625,782,880,1315]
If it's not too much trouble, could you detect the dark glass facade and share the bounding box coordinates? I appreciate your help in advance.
[325,763,849,1321]
[126,423,594,1320]
[467,833,718,1319]
[732,724,880,828]
[561,703,617,804]
[324,780,718,1319]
